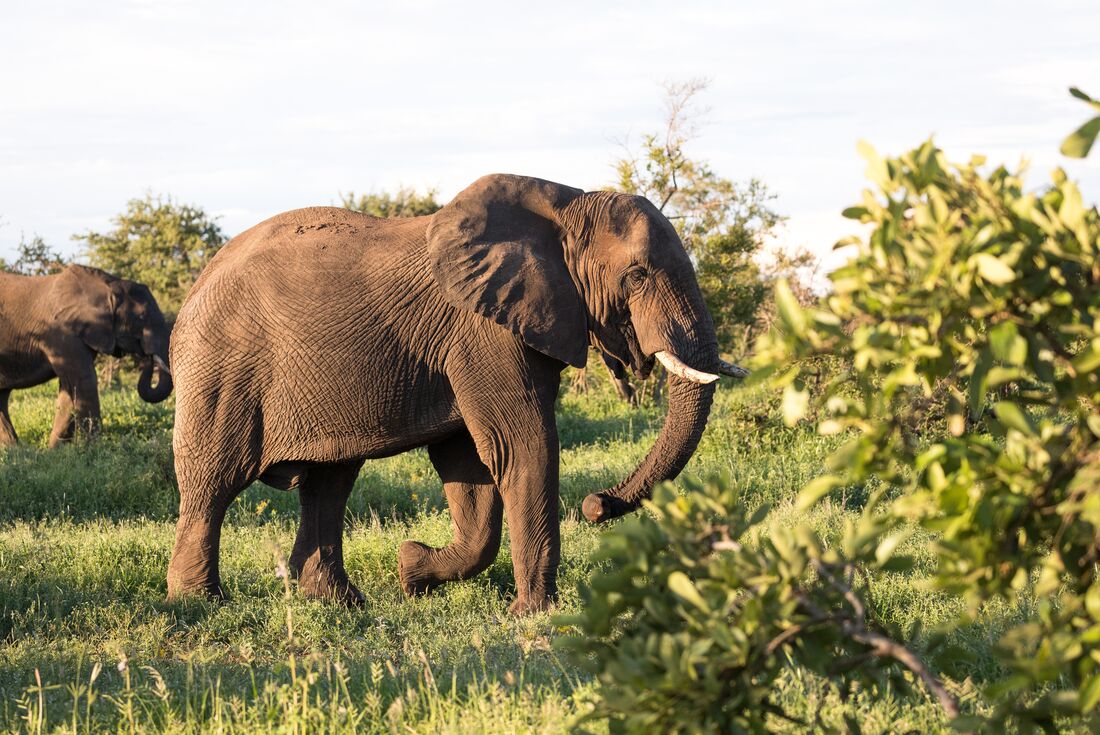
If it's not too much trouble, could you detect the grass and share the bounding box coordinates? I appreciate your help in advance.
[0,371,1014,733]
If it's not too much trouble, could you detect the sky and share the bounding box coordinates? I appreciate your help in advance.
[2,0,1098,273]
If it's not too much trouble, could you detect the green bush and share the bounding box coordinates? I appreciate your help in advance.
[756,137,1100,731]
[563,104,1100,732]
[558,477,955,734]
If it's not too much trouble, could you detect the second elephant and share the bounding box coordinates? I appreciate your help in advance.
[166,174,743,614]
[0,265,173,447]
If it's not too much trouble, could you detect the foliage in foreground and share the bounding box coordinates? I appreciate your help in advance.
[558,477,957,734]
[757,138,1100,732]
[565,114,1100,732]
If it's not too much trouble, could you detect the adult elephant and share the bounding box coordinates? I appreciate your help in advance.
[0,264,173,447]
[166,174,744,614]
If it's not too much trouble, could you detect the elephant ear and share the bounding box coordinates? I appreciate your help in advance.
[52,265,119,355]
[426,174,588,368]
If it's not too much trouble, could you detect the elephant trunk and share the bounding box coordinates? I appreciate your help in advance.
[582,347,717,524]
[137,326,173,403]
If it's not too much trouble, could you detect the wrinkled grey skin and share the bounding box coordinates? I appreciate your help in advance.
[0,265,173,447]
[167,174,722,615]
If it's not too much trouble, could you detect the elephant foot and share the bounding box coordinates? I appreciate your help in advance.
[398,540,445,597]
[508,593,556,616]
[288,551,306,580]
[167,578,228,604]
[296,556,364,606]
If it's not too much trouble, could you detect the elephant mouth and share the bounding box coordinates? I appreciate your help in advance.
[618,323,654,378]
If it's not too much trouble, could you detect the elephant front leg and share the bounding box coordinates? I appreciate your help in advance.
[0,391,17,446]
[499,455,560,616]
[456,372,563,614]
[289,460,365,606]
[48,388,76,447]
[399,431,503,597]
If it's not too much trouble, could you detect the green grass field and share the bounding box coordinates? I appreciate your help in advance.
[0,372,1012,733]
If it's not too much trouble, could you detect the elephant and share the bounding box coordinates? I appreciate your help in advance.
[0,264,173,447]
[166,174,745,614]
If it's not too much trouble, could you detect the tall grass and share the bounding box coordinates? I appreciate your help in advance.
[0,375,1012,732]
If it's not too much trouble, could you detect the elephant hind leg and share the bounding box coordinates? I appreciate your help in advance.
[399,430,503,597]
[167,462,250,602]
[289,459,365,606]
[0,390,17,446]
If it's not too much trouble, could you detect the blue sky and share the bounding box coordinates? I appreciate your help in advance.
[1,0,1098,272]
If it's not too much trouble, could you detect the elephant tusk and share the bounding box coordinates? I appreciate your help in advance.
[153,355,172,377]
[654,351,719,384]
[718,359,750,379]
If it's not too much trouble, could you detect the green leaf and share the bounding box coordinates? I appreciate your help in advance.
[774,279,807,338]
[1069,87,1100,108]
[948,715,987,731]
[797,475,842,511]
[1074,341,1100,374]
[782,383,809,427]
[1086,584,1100,622]
[748,503,771,527]
[993,402,1036,436]
[856,139,891,188]
[875,530,913,567]
[666,571,710,613]
[879,555,916,573]
[989,322,1027,365]
[968,348,993,418]
[973,253,1016,285]
[1082,675,1100,712]
[1061,117,1100,159]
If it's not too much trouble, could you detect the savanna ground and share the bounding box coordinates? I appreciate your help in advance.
[0,368,1014,733]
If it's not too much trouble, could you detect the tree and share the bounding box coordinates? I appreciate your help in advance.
[340,187,441,218]
[614,79,785,353]
[0,234,68,275]
[74,193,227,314]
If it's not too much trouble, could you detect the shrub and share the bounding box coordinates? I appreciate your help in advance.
[755,137,1100,731]
[564,117,1100,732]
[558,477,956,734]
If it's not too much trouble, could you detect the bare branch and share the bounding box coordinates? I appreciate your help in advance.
[847,629,961,720]
[804,561,964,725]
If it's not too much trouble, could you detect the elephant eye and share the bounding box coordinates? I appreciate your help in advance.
[622,267,648,295]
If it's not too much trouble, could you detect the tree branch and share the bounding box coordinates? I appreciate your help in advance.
[808,561,964,724]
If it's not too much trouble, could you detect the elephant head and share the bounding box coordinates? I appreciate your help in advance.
[54,265,174,403]
[428,174,743,523]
